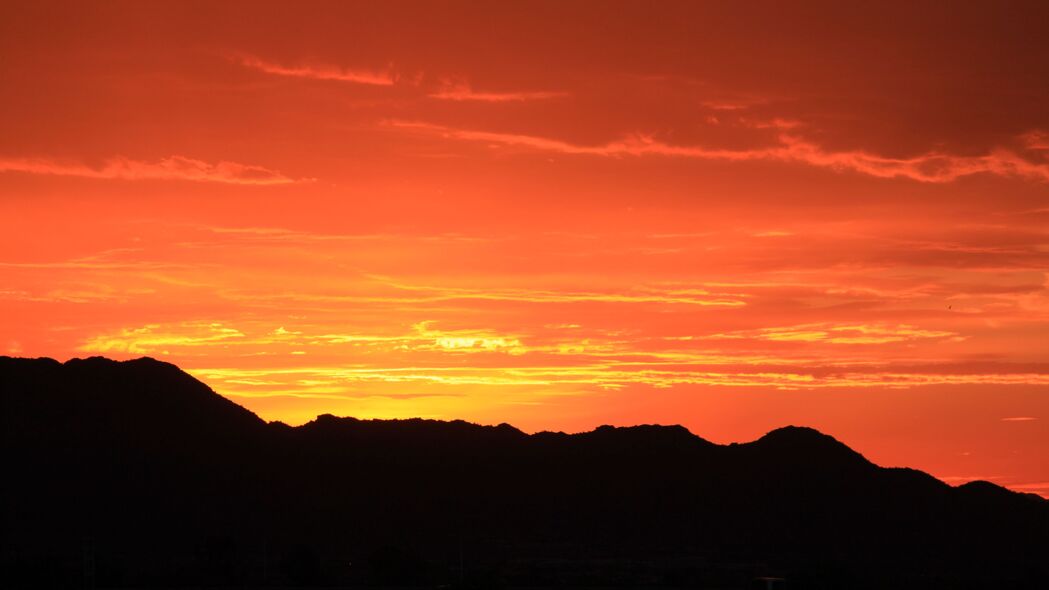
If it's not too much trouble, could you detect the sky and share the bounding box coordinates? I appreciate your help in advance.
[1,1,1048,496]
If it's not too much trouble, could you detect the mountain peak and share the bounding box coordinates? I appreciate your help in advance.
[759,424,838,443]
[753,424,836,443]
[747,424,873,468]
[588,423,712,445]
[3,354,265,438]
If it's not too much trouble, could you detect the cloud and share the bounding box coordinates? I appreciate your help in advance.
[79,322,245,354]
[413,320,526,354]
[236,55,395,86]
[429,81,567,102]
[0,155,301,184]
[702,323,957,345]
[389,121,1049,183]
[78,320,532,359]
[262,284,746,307]
[775,136,1049,183]
[1022,130,1049,150]
[188,363,1049,397]
[1010,482,1049,493]
[1000,416,1037,422]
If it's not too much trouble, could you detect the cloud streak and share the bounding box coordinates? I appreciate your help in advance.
[429,82,566,102]
[236,55,396,86]
[390,121,1049,183]
[703,323,958,345]
[0,155,301,185]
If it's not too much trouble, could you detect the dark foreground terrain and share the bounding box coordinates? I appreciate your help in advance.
[2,356,1048,588]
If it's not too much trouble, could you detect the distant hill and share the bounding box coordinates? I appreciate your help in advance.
[2,356,1047,588]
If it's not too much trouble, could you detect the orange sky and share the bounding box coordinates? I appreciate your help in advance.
[2,1,1048,496]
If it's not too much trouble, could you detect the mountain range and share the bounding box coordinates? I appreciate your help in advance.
[2,356,1047,588]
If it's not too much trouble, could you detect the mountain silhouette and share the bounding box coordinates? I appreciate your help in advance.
[2,356,1047,588]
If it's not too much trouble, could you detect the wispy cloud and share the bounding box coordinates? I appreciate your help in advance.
[79,322,246,355]
[429,81,567,102]
[78,320,530,358]
[1021,130,1049,150]
[702,323,958,345]
[0,155,302,185]
[1001,416,1037,422]
[223,282,747,307]
[1009,482,1049,494]
[236,55,395,86]
[389,121,1049,183]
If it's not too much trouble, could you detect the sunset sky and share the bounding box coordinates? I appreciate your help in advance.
[2,2,1048,496]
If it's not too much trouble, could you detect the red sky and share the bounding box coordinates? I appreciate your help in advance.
[2,1,1048,496]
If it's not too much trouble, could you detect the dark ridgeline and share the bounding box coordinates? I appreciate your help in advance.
[2,357,1047,589]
